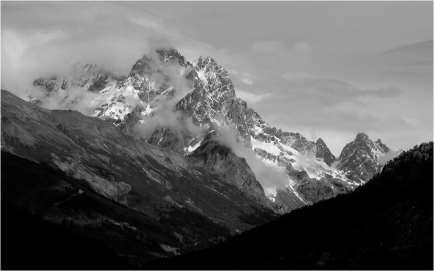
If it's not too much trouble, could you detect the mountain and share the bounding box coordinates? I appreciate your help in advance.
[187,134,271,207]
[315,137,336,165]
[1,89,277,268]
[336,132,395,183]
[2,47,410,268]
[31,47,364,208]
[149,142,433,269]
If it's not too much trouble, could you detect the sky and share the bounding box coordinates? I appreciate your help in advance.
[1,1,433,155]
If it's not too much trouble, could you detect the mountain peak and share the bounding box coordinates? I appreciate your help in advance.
[315,137,325,145]
[314,137,336,166]
[155,47,188,66]
[197,56,218,67]
[375,139,390,153]
[129,54,155,76]
[192,55,235,103]
[355,132,370,142]
[129,48,189,77]
[196,56,230,78]
[337,132,392,183]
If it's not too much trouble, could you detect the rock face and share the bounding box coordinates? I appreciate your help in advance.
[315,138,336,165]
[32,63,119,94]
[187,134,270,207]
[30,47,391,209]
[336,133,393,183]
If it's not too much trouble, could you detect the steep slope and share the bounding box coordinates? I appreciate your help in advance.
[315,137,336,165]
[151,142,433,269]
[1,90,275,240]
[336,132,395,183]
[2,151,229,268]
[188,135,266,203]
[31,47,360,210]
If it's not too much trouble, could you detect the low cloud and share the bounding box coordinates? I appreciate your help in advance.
[237,89,270,104]
[1,2,210,100]
[213,123,289,196]
[129,54,206,140]
[241,77,254,86]
[33,86,102,115]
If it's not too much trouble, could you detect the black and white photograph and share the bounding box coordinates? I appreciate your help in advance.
[1,1,433,269]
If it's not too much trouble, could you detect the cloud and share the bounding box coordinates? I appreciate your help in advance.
[228,69,255,86]
[129,56,206,140]
[292,41,311,54]
[1,29,70,98]
[402,116,420,127]
[252,40,287,54]
[213,122,289,196]
[281,75,403,104]
[282,72,316,82]
[241,77,254,85]
[236,89,270,104]
[1,3,214,98]
[251,40,311,56]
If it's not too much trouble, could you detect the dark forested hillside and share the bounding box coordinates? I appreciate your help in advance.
[151,142,433,269]
[1,151,232,269]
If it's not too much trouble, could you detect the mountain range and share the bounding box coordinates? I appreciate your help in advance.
[1,47,411,268]
[29,48,397,207]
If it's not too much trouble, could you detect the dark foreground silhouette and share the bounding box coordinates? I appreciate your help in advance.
[149,142,433,269]
[2,143,432,269]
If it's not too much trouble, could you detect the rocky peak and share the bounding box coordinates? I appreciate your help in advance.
[375,139,390,153]
[354,132,370,142]
[337,133,391,183]
[224,98,263,140]
[33,63,114,94]
[316,138,326,145]
[315,138,336,166]
[129,48,190,77]
[155,47,188,67]
[341,133,376,159]
[195,56,235,98]
[129,54,155,77]
[175,56,237,125]
[196,56,221,71]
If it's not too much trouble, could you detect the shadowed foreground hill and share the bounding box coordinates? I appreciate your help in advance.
[151,142,433,269]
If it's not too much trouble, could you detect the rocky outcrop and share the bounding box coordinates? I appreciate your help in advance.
[315,138,336,166]
[336,133,392,183]
[188,135,270,207]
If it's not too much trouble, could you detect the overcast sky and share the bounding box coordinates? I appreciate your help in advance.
[2,1,432,155]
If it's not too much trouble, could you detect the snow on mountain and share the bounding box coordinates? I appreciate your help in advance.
[30,47,389,211]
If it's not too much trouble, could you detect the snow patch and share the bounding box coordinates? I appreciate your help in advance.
[197,69,208,84]
[185,140,202,154]
[251,136,281,156]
